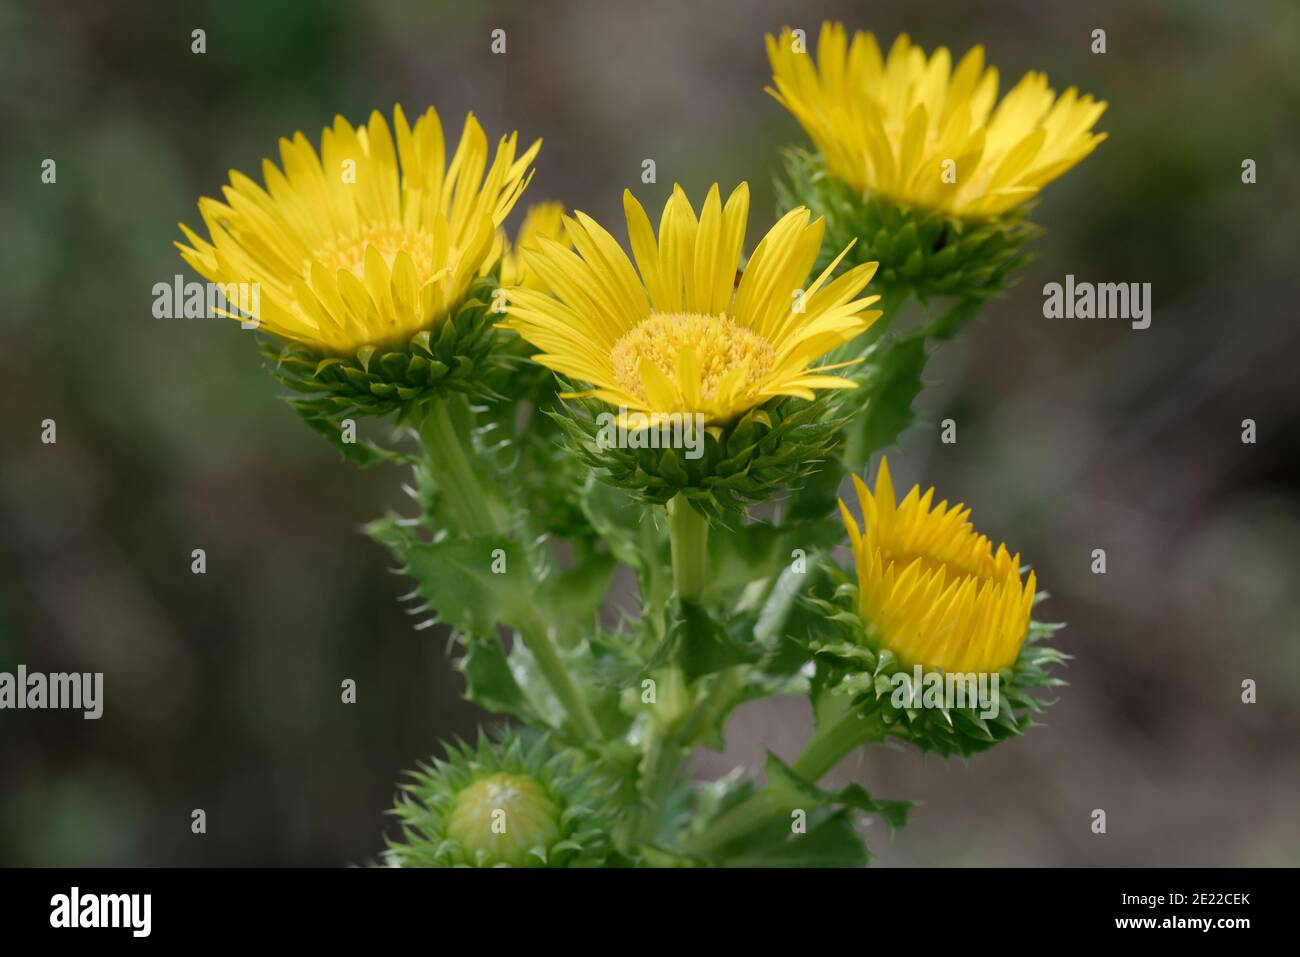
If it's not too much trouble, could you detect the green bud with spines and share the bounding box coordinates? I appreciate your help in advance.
[384,730,624,868]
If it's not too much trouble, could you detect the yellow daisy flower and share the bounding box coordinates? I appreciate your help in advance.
[494,202,570,291]
[767,23,1107,218]
[176,105,540,355]
[503,183,882,425]
[840,456,1037,674]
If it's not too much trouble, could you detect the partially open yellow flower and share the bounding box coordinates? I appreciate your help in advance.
[503,183,882,425]
[840,457,1037,674]
[767,24,1107,218]
[176,105,539,355]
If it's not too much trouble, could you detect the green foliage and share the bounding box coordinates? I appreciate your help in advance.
[366,521,527,634]
[840,334,929,468]
[366,508,625,737]
[665,600,765,685]
[719,807,869,867]
[689,753,911,867]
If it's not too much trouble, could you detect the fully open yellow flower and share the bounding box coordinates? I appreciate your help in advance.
[503,183,882,425]
[176,105,539,355]
[767,24,1107,218]
[840,457,1037,674]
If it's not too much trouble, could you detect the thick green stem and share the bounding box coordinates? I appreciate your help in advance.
[417,397,508,537]
[791,705,886,782]
[633,497,711,843]
[687,706,888,856]
[667,494,709,601]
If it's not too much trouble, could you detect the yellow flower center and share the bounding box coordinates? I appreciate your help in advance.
[445,772,561,867]
[311,227,439,283]
[610,312,775,404]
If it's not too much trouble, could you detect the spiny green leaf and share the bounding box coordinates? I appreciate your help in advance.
[366,516,527,634]
[457,632,536,722]
[842,334,929,466]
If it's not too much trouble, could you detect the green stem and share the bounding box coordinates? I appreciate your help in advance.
[791,704,886,782]
[688,789,787,855]
[633,497,711,843]
[417,397,601,741]
[677,562,826,750]
[417,397,507,537]
[687,706,887,856]
[680,666,746,745]
[515,607,603,741]
[633,721,685,842]
[667,494,709,601]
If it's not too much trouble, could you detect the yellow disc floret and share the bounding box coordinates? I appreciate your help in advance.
[610,312,776,409]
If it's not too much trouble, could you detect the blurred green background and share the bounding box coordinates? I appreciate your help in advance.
[2,0,1298,866]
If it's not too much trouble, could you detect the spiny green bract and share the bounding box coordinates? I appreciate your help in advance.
[778,149,1038,303]
[383,730,625,868]
[547,391,848,520]
[263,274,508,424]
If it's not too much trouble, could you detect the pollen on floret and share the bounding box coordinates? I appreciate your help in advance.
[311,227,438,284]
[610,312,776,403]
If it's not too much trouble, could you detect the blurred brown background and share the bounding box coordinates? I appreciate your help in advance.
[1,0,1297,866]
